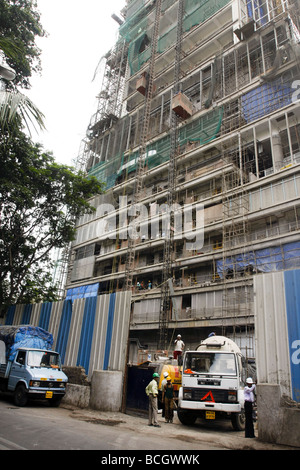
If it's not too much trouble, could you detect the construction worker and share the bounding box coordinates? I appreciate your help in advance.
[145,372,161,427]
[163,376,174,423]
[160,371,169,417]
[244,377,256,438]
[173,334,185,364]
[161,371,169,391]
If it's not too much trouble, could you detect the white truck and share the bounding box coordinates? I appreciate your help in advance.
[0,325,68,407]
[177,335,247,430]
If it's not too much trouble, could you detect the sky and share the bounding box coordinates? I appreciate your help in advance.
[27,0,125,167]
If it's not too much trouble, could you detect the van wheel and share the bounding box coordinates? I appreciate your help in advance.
[14,384,28,407]
[231,410,245,431]
[49,397,62,407]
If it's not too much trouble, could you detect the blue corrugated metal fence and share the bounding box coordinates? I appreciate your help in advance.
[284,270,300,402]
[0,291,131,379]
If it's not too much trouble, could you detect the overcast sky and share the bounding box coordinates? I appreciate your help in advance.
[27,0,125,167]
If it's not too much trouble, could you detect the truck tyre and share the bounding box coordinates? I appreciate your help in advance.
[177,408,197,426]
[14,384,28,407]
[231,410,245,431]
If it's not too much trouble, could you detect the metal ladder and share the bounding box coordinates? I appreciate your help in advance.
[158,0,184,349]
[124,0,162,291]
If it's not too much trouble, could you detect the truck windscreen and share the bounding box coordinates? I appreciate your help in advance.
[183,352,237,375]
[27,351,61,369]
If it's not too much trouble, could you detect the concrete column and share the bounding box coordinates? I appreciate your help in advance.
[271,130,284,171]
[90,370,123,412]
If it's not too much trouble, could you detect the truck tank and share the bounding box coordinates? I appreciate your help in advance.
[159,363,182,393]
[197,335,242,354]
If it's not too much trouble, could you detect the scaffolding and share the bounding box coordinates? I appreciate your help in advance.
[67,0,300,357]
[158,0,184,351]
[124,0,162,291]
[221,136,253,357]
[89,37,128,133]
[75,0,300,178]
[81,42,298,188]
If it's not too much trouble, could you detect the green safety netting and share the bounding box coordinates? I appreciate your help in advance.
[87,153,123,190]
[128,33,152,75]
[88,106,223,188]
[126,0,146,19]
[157,25,177,54]
[158,0,232,53]
[117,134,171,178]
[123,0,232,75]
[119,0,149,43]
[179,106,224,146]
[183,0,231,32]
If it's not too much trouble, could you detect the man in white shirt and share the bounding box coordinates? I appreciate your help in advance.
[244,377,256,438]
[173,334,185,364]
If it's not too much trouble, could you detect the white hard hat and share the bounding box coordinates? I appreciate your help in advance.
[246,377,253,384]
[177,334,181,338]
[163,372,169,378]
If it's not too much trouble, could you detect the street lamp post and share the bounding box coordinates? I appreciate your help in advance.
[0,59,16,81]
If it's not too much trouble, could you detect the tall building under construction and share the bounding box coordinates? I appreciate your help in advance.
[65,0,300,360]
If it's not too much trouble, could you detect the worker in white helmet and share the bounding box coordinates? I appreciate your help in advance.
[160,371,169,418]
[244,377,256,438]
[173,334,185,364]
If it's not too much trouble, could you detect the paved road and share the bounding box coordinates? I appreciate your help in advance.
[0,396,226,451]
[0,395,296,453]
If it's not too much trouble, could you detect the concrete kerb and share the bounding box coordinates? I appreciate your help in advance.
[60,404,296,451]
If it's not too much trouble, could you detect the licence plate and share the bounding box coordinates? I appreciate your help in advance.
[205,411,215,420]
[46,391,53,399]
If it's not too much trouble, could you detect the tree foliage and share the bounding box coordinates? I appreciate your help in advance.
[0,125,104,308]
[0,89,45,132]
[0,0,104,311]
[0,0,45,90]
[0,0,46,131]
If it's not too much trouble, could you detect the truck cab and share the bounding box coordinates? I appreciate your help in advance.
[0,346,68,407]
[177,335,247,430]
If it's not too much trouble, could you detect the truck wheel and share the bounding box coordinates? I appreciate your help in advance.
[231,410,245,431]
[177,408,197,426]
[14,384,28,407]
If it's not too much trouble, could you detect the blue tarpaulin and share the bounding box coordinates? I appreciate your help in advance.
[217,241,300,278]
[0,325,53,362]
[241,80,292,123]
[246,0,267,25]
[66,283,99,301]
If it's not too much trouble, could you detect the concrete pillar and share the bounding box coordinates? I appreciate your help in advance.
[271,130,284,171]
[90,370,123,412]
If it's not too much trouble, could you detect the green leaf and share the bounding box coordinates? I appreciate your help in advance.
[0,90,45,133]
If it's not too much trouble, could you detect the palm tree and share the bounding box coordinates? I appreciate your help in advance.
[0,89,45,133]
